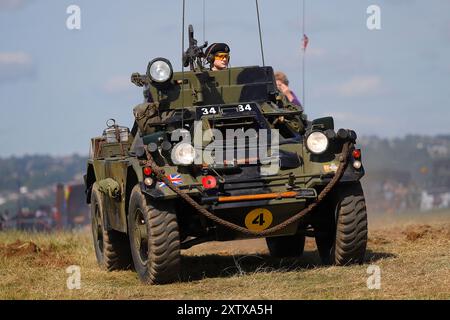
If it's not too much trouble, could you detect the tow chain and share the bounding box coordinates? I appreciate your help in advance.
[144,142,351,237]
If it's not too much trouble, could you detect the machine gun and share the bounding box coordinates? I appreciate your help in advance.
[182,24,208,72]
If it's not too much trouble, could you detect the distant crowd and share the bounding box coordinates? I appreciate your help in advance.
[365,179,450,214]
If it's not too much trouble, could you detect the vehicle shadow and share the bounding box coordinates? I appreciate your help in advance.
[179,249,397,282]
[364,249,397,263]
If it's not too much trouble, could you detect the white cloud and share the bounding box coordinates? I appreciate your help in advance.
[335,75,382,98]
[0,52,31,64]
[312,75,384,99]
[0,0,30,10]
[102,76,133,93]
[0,52,35,82]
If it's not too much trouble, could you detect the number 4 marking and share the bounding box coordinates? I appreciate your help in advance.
[252,213,266,226]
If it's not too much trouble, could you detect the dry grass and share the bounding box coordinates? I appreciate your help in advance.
[0,211,449,300]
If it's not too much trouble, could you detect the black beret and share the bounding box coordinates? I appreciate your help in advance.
[205,43,230,57]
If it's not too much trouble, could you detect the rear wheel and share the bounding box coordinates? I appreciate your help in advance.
[266,234,305,258]
[90,183,132,271]
[314,182,368,265]
[128,185,180,284]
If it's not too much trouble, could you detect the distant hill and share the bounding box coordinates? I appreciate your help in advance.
[0,155,87,213]
[0,154,87,193]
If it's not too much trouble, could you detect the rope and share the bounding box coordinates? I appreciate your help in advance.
[144,142,351,237]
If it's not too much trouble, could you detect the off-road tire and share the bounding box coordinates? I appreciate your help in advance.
[314,182,368,265]
[90,183,133,271]
[128,185,180,284]
[266,234,305,258]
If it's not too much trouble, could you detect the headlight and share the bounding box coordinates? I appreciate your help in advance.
[306,131,329,154]
[147,58,173,83]
[171,143,195,165]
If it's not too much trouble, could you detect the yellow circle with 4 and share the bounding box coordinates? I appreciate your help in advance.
[245,208,273,231]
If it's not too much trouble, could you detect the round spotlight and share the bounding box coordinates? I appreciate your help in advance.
[306,131,329,154]
[171,143,195,165]
[147,58,173,83]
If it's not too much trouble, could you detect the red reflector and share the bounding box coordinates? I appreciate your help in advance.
[352,149,361,159]
[202,176,217,189]
[143,167,152,176]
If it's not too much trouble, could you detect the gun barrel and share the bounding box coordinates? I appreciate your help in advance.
[183,24,206,71]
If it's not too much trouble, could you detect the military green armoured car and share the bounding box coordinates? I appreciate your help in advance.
[84,26,368,284]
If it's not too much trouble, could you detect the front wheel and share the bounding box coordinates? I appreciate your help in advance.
[90,183,132,271]
[128,185,180,284]
[314,182,368,265]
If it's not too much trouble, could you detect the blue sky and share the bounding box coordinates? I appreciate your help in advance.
[0,0,449,156]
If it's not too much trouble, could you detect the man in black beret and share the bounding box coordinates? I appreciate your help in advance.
[205,43,230,71]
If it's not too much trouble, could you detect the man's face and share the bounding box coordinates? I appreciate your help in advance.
[276,79,289,95]
[212,52,229,70]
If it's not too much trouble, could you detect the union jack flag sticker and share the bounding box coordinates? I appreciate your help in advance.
[158,174,183,188]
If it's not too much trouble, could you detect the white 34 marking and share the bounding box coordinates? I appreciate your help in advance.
[238,104,252,112]
[202,107,217,115]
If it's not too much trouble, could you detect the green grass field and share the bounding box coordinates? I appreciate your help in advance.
[0,210,449,300]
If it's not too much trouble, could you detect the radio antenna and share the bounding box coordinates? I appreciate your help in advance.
[301,0,307,108]
[181,0,186,127]
[255,0,265,67]
[203,0,206,43]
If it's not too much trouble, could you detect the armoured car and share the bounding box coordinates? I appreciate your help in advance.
[84,26,368,284]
